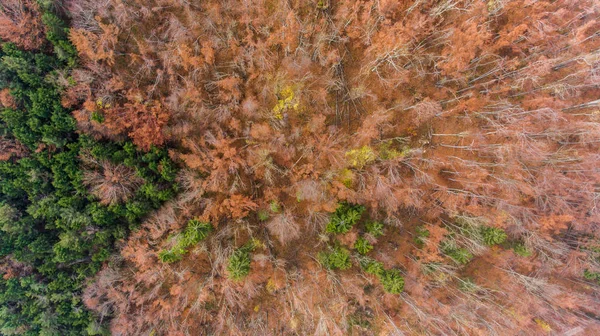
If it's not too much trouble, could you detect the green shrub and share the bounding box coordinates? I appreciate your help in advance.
[354,237,373,255]
[181,220,212,247]
[440,240,473,264]
[358,257,404,294]
[359,257,385,277]
[326,202,365,234]
[481,227,507,246]
[269,200,281,213]
[319,245,352,270]
[448,248,473,264]
[379,269,405,294]
[90,111,105,123]
[158,219,212,263]
[414,225,430,247]
[584,269,600,285]
[365,221,384,237]
[258,209,270,221]
[513,242,532,257]
[227,242,258,281]
[158,249,183,263]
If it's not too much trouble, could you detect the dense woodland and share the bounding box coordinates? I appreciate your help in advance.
[1,0,600,335]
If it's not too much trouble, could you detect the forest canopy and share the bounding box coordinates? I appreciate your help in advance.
[1,0,600,335]
[0,2,177,334]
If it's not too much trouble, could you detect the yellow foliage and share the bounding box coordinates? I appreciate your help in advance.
[317,0,329,9]
[289,316,299,330]
[534,318,552,332]
[272,86,299,120]
[432,270,451,284]
[251,238,266,250]
[378,141,410,160]
[345,146,376,168]
[338,168,354,188]
[266,279,277,293]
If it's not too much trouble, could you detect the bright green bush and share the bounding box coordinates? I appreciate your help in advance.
[318,246,352,270]
[481,227,507,246]
[447,247,473,264]
[158,249,183,263]
[159,219,212,263]
[584,269,600,285]
[181,220,213,247]
[258,209,270,221]
[365,221,384,237]
[440,240,473,265]
[227,242,258,281]
[513,242,532,257]
[269,200,281,213]
[326,202,365,234]
[354,237,373,255]
[379,269,405,294]
[359,257,385,277]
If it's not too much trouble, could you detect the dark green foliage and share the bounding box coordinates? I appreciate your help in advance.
[0,11,177,335]
[481,227,507,246]
[354,237,373,255]
[326,202,365,234]
[159,219,213,263]
[37,1,78,67]
[365,221,384,237]
[379,269,405,294]
[227,242,257,281]
[318,245,352,270]
[0,43,75,150]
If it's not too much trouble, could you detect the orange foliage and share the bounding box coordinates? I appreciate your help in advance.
[0,88,15,108]
[69,21,119,66]
[0,0,45,50]
[74,0,600,334]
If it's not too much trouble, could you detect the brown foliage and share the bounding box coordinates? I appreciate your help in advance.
[0,136,27,161]
[69,22,119,66]
[0,0,45,50]
[219,194,257,220]
[81,157,144,205]
[78,0,600,334]
[0,89,15,108]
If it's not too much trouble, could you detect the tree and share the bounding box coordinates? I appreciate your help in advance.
[0,0,46,51]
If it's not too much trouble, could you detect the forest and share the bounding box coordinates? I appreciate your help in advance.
[0,0,599,335]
